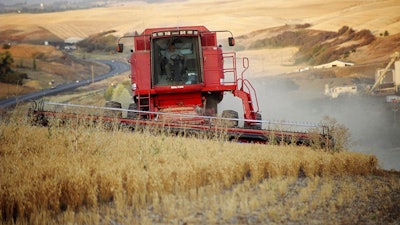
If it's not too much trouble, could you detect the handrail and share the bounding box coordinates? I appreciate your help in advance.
[237,57,260,113]
[238,78,260,113]
[221,52,237,85]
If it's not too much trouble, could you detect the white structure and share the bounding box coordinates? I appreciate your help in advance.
[65,37,84,44]
[64,45,77,50]
[325,84,357,98]
[64,37,83,50]
[386,95,400,103]
[314,60,354,69]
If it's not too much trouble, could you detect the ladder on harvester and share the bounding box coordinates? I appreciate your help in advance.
[137,92,151,119]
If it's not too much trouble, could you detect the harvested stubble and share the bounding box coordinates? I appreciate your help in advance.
[0,113,395,224]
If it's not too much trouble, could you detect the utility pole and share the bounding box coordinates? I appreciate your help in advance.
[91,65,94,83]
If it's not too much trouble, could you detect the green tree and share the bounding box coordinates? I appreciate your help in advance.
[0,51,14,77]
[0,51,28,84]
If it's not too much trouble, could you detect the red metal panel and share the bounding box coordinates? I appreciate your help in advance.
[132,52,151,92]
[153,84,203,94]
[201,85,237,92]
[201,33,216,46]
[130,53,137,95]
[203,47,223,87]
[155,92,202,109]
[134,36,150,51]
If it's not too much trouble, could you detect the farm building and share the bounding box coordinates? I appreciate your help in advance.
[64,37,83,50]
[313,60,354,69]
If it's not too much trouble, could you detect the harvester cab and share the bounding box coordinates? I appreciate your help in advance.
[117,26,261,127]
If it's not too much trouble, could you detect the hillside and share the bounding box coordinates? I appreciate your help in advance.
[236,24,400,78]
[1,0,399,63]
[246,25,376,65]
[0,0,399,40]
[0,44,109,99]
[238,24,400,65]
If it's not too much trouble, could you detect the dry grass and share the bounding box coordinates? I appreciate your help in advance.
[0,83,36,98]
[1,107,398,224]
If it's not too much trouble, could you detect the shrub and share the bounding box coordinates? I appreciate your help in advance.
[2,43,11,49]
[111,83,132,108]
[384,30,389,36]
[295,23,312,29]
[104,85,114,101]
[321,116,351,152]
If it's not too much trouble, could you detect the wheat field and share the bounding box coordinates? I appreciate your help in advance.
[1,0,399,39]
[0,107,398,224]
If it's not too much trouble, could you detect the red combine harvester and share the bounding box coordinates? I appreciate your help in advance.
[30,25,333,147]
[119,26,261,127]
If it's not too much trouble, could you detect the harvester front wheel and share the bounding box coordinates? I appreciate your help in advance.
[245,112,262,130]
[127,103,139,119]
[104,101,122,118]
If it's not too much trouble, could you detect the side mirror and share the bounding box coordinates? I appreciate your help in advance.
[116,43,124,53]
[228,37,235,46]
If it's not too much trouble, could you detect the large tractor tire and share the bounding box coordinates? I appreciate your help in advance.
[221,110,239,127]
[254,112,262,129]
[127,103,139,119]
[245,112,262,130]
[104,101,122,118]
[204,92,223,116]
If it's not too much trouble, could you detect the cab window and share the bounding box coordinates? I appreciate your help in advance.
[152,36,202,86]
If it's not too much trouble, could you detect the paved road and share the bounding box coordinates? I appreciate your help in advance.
[0,60,130,109]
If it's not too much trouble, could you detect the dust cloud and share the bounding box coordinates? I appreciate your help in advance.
[219,76,400,171]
